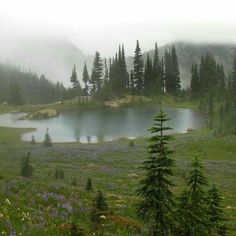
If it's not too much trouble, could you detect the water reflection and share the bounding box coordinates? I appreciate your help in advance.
[0,107,205,143]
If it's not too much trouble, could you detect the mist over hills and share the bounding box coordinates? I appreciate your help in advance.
[0,37,235,89]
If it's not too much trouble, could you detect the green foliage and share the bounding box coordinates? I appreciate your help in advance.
[176,157,209,235]
[43,128,52,147]
[128,140,134,147]
[164,46,181,95]
[55,168,64,180]
[7,82,25,105]
[133,40,144,94]
[30,135,36,145]
[0,63,66,104]
[71,177,77,186]
[207,185,227,235]
[85,178,93,191]
[91,190,109,229]
[137,109,175,235]
[82,63,90,96]
[90,51,103,95]
[20,152,33,178]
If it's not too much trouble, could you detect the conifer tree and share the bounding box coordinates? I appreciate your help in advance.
[8,82,25,105]
[90,51,103,95]
[153,42,161,94]
[85,178,93,191]
[70,65,82,97]
[20,152,33,178]
[91,190,109,228]
[190,64,199,99]
[177,157,209,235]
[133,40,144,93]
[70,64,78,88]
[43,128,52,147]
[164,46,181,95]
[71,177,77,186]
[207,185,226,235]
[31,135,36,145]
[137,110,175,235]
[144,54,153,95]
[82,62,90,95]
[55,168,59,179]
[130,70,135,94]
[59,169,64,179]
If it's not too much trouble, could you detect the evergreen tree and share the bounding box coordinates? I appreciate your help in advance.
[130,70,135,94]
[207,185,226,235]
[70,64,78,88]
[164,46,181,95]
[90,51,103,95]
[20,152,33,178]
[31,135,36,145]
[70,65,82,97]
[109,45,128,95]
[43,128,52,147]
[91,190,109,228]
[144,54,153,95]
[177,157,209,235]
[190,64,199,99]
[153,42,161,94]
[71,177,77,186]
[55,168,59,179]
[8,82,25,105]
[133,40,144,93]
[137,110,175,235]
[59,169,64,179]
[82,62,90,95]
[85,178,93,191]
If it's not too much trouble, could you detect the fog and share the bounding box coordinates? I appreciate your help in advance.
[1,0,236,84]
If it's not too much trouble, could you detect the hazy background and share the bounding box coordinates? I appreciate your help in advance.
[1,0,236,86]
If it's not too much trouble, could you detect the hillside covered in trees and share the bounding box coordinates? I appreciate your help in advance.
[0,63,66,104]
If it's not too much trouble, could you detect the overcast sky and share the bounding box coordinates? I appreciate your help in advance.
[1,0,236,56]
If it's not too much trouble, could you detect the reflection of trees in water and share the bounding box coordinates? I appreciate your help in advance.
[87,136,91,143]
[74,127,80,141]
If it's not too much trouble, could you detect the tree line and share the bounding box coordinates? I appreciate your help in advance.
[70,41,181,100]
[0,63,67,105]
[190,52,236,134]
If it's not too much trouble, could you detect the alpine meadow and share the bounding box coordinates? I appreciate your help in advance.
[0,0,236,235]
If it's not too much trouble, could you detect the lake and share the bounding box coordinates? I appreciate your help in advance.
[0,107,205,143]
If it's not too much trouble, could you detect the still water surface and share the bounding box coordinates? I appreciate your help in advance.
[0,107,205,143]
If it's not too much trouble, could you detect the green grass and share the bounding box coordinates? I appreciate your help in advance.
[0,125,235,235]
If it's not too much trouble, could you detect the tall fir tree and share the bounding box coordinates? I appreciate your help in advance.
[164,46,181,95]
[153,42,162,94]
[20,152,33,178]
[137,110,175,235]
[144,53,153,95]
[133,40,144,94]
[90,51,103,95]
[190,63,199,99]
[177,157,209,235]
[43,127,52,147]
[82,62,90,95]
[207,185,226,235]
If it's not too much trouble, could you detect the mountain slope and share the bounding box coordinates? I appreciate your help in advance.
[0,37,93,87]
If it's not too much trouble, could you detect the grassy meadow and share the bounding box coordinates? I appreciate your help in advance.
[0,124,235,235]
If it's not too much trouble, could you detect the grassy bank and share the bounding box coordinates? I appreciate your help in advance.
[0,95,198,115]
[0,126,235,235]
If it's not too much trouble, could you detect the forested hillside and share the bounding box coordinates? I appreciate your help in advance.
[0,63,66,104]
